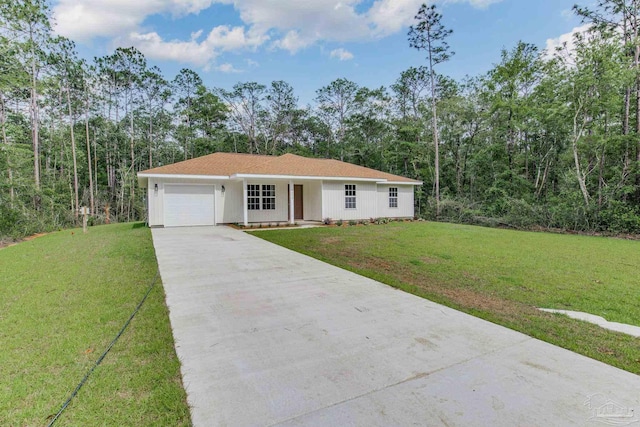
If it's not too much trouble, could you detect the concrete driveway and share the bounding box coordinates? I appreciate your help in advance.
[152,226,640,427]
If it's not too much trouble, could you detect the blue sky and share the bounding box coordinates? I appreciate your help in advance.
[52,0,585,104]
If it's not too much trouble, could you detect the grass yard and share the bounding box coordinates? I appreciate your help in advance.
[257,221,640,374]
[0,223,191,426]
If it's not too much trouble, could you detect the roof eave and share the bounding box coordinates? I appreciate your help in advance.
[136,172,421,186]
[382,180,424,185]
[137,173,231,181]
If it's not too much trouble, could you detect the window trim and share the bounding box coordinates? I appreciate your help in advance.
[389,187,398,208]
[247,184,261,210]
[345,184,357,209]
[261,184,276,210]
[247,183,276,211]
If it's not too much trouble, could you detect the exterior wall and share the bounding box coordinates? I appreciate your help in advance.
[320,181,415,221]
[377,185,415,218]
[147,178,162,226]
[322,181,378,221]
[302,181,322,221]
[246,181,289,223]
[218,181,243,224]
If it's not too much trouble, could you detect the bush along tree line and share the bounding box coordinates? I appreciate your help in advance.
[1,0,640,240]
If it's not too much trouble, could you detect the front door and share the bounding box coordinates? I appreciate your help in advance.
[294,185,303,220]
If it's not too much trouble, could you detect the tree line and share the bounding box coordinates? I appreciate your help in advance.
[1,0,639,239]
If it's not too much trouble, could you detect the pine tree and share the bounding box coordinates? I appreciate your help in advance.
[408,3,454,218]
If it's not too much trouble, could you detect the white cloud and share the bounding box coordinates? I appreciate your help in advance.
[330,48,354,61]
[122,25,267,66]
[216,63,242,73]
[53,1,143,41]
[125,31,217,65]
[271,30,313,54]
[239,0,371,53]
[368,0,504,37]
[544,24,592,60]
[52,0,504,65]
[53,0,218,41]
[367,0,424,36]
[204,25,267,51]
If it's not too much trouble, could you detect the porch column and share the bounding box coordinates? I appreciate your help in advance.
[320,180,325,220]
[243,178,248,227]
[289,180,295,225]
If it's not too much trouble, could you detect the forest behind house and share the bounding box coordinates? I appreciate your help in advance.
[2,0,640,239]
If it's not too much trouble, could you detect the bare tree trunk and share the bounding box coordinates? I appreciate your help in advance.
[130,105,135,218]
[430,73,440,218]
[426,31,440,218]
[535,158,550,199]
[622,10,631,137]
[85,100,94,215]
[573,105,590,206]
[524,138,529,179]
[185,103,191,159]
[67,87,79,221]
[598,147,605,208]
[51,118,58,174]
[68,168,74,215]
[148,112,153,168]
[93,128,98,199]
[109,89,118,193]
[623,88,630,135]
[30,35,41,194]
[58,117,64,178]
[630,4,640,202]
[1,96,7,146]
[118,165,127,218]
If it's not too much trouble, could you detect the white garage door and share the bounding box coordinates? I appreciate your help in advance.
[164,184,215,227]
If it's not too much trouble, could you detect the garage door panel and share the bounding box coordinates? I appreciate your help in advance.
[164,184,215,227]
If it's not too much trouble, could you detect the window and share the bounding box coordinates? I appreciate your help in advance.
[345,184,356,209]
[247,184,276,210]
[389,187,398,208]
[262,185,276,210]
[247,184,260,210]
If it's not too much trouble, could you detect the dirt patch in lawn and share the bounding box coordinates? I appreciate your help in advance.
[0,233,48,250]
[440,287,527,316]
[320,236,343,245]
[351,255,527,318]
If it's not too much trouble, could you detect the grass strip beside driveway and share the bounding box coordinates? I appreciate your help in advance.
[0,223,191,426]
[257,222,640,375]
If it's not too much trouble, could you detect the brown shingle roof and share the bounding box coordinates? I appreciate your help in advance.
[139,152,421,183]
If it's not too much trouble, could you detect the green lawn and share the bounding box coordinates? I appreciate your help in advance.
[0,223,191,426]
[257,221,640,374]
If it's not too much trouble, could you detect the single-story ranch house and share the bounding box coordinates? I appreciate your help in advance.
[137,152,422,227]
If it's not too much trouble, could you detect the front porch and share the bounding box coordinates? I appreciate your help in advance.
[239,179,322,226]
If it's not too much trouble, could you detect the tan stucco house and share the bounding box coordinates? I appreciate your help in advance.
[137,152,422,227]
